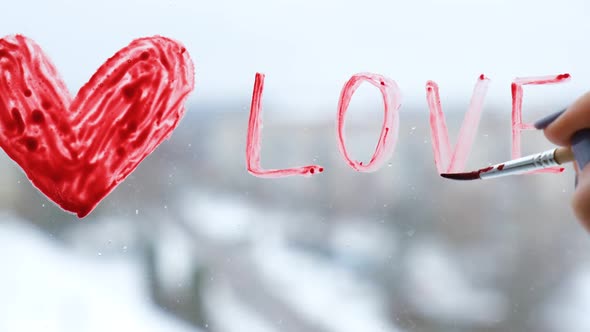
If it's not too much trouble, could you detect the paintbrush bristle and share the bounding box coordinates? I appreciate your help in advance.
[440,172,481,181]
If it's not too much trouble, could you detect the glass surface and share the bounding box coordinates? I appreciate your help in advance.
[1,1,589,331]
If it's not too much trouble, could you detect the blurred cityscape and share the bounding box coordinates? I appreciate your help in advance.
[0,100,589,332]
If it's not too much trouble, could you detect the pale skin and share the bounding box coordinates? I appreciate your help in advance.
[542,92,590,230]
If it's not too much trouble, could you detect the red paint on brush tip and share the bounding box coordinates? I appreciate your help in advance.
[440,166,494,180]
[478,166,494,173]
[0,34,195,217]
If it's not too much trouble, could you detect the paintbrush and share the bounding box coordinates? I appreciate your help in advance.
[440,147,575,180]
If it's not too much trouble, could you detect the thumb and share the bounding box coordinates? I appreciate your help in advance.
[573,164,590,231]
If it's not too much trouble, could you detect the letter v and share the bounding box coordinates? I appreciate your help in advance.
[425,75,490,173]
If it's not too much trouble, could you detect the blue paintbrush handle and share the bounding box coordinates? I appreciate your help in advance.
[572,129,590,170]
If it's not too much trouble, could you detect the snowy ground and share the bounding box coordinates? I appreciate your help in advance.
[0,215,200,332]
[1,191,590,332]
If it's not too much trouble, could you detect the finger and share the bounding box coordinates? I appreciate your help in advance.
[573,163,590,232]
[542,91,590,146]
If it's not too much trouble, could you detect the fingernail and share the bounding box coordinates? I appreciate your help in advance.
[534,109,566,129]
[575,174,579,189]
[572,129,590,170]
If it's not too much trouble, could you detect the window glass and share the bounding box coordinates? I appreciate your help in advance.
[1,1,589,331]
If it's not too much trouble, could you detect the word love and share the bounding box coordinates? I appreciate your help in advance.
[247,72,571,177]
[0,34,570,218]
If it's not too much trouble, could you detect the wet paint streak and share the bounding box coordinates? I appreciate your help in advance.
[511,73,569,174]
[246,73,323,178]
[426,74,490,173]
[335,73,401,172]
[0,35,195,217]
[440,166,494,181]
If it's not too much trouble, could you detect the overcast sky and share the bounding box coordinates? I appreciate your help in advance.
[1,0,590,117]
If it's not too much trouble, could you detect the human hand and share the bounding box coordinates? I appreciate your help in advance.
[535,95,590,229]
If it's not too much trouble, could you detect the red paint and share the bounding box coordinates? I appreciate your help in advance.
[556,73,570,80]
[497,164,505,171]
[511,74,568,174]
[425,75,490,173]
[336,73,401,172]
[440,172,479,180]
[474,166,494,178]
[441,166,494,180]
[0,35,194,217]
[246,73,323,178]
[478,166,494,174]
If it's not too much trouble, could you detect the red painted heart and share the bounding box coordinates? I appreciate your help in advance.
[0,35,194,217]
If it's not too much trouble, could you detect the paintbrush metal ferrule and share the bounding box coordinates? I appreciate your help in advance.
[478,148,560,180]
